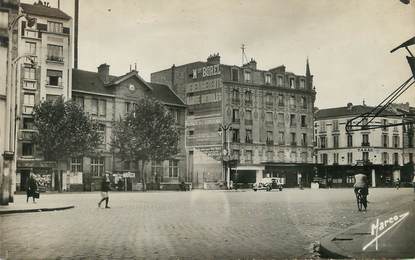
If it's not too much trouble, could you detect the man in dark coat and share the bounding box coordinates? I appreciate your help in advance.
[26,172,38,203]
[98,174,110,208]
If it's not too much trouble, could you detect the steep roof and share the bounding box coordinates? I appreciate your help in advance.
[72,69,115,96]
[21,3,71,20]
[149,83,185,107]
[315,105,400,120]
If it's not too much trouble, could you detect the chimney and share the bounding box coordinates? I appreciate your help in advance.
[171,64,176,90]
[347,102,353,110]
[243,58,257,70]
[98,63,110,83]
[207,53,220,64]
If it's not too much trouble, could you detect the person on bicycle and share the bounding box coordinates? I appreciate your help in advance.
[354,172,368,197]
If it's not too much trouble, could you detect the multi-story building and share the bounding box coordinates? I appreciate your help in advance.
[0,0,18,204]
[13,2,72,191]
[314,103,405,187]
[72,64,187,191]
[151,54,316,188]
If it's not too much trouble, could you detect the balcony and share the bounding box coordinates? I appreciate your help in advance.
[301,141,308,147]
[289,123,297,128]
[245,100,253,106]
[232,138,240,143]
[245,119,253,125]
[232,119,240,124]
[46,81,63,88]
[265,102,273,108]
[266,139,274,145]
[18,130,37,140]
[47,55,64,63]
[245,138,253,144]
[361,142,370,147]
[23,106,34,114]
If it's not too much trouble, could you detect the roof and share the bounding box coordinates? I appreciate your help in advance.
[315,105,400,120]
[21,3,71,20]
[72,69,186,107]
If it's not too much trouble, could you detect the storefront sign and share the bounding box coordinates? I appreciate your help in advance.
[358,148,373,152]
[192,64,221,79]
[197,146,222,161]
[123,172,136,178]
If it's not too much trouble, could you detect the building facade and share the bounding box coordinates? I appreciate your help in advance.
[314,103,405,187]
[72,65,187,191]
[14,2,72,192]
[151,54,316,188]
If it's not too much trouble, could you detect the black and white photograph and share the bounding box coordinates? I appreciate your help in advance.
[0,0,415,259]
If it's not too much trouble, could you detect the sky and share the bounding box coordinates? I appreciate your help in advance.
[24,0,415,109]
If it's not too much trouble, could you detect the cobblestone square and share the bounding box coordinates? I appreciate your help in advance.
[0,188,414,259]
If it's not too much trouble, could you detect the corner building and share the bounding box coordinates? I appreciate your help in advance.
[151,54,316,188]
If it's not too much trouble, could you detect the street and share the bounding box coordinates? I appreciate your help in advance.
[0,188,414,259]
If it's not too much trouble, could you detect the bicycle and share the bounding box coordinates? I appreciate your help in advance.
[355,188,367,211]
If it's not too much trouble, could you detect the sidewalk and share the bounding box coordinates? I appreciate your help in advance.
[319,200,415,258]
[0,194,74,215]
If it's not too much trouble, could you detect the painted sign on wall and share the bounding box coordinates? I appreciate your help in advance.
[192,64,221,79]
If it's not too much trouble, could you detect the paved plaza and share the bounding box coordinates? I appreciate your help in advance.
[0,188,414,259]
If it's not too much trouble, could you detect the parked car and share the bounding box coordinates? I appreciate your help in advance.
[253,177,284,191]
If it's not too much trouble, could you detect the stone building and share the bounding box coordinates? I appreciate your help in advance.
[151,54,316,188]
[314,103,405,187]
[72,64,187,191]
[8,2,72,192]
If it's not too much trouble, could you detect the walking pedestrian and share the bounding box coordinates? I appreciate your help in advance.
[395,178,401,190]
[98,174,111,208]
[26,172,38,203]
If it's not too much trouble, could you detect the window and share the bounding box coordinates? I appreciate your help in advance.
[246,129,252,143]
[47,44,63,62]
[233,150,240,161]
[245,110,252,125]
[232,89,240,103]
[277,76,283,86]
[46,94,60,102]
[99,100,106,117]
[333,135,339,148]
[23,81,36,90]
[409,153,414,163]
[301,133,307,146]
[266,150,274,161]
[22,142,34,156]
[48,21,63,33]
[362,134,369,146]
[278,131,285,145]
[232,109,240,123]
[188,130,194,136]
[393,135,399,148]
[289,114,296,127]
[333,153,339,164]
[278,151,285,161]
[382,119,388,131]
[70,157,83,173]
[278,94,284,106]
[290,151,297,162]
[265,112,273,123]
[232,129,240,142]
[25,41,36,55]
[245,150,253,163]
[91,157,105,176]
[231,69,239,82]
[393,153,399,165]
[168,160,179,178]
[265,74,271,84]
[347,134,353,147]
[393,120,398,131]
[24,67,36,80]
[382,134,388,148]
[289,96,295,109]
[320,136,326,148]
[289,78,295,88]
[382,152,389,164]
[301,115,307,127]
[332,120,339,131]
[245,91,252,105]
[244,71,251,81]
[265,93,273,106]
[278,113,284,126]
[23,93,35,114]
[266,131,273,144]
[299,79,305,89]
[46,69,63,86]
[347,152,353,164]
[24,30,37,38]
[73,96,84,109]
[290,132,296,145]
[151,161,163,177]
[363,152,369,162]
[301,97,307,109]
[97,124,106,144]
[321,153,328,165]
[91,99,98,115]
[23,117,35,129]
[320,121,326,132]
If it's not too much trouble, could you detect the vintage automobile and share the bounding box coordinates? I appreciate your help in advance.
[253,177,284,192]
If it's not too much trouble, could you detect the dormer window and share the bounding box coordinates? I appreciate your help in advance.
[231,68,239,82]
[244,71,251,82]
[289,78,295,89]
[265,74,271,84]
[277,76,283,86]
[300,79,305,89]
[48,21,63,33]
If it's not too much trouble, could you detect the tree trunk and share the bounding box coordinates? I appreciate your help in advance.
[140,160,147,191]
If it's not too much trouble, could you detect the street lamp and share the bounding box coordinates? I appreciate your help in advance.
[218,123,232,189]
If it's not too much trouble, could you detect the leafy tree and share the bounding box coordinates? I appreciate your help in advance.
[111,97,180,191]
[33,97,101,164]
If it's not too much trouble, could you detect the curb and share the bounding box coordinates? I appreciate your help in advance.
[0,205,75,215]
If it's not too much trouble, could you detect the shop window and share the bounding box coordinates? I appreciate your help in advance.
[91,157,105,176]
[70,157,83,173]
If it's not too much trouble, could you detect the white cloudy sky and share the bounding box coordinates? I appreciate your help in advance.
[24,0,415,108]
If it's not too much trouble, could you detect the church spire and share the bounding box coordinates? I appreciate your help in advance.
[306,57,311,77]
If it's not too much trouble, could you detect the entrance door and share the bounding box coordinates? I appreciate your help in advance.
[20,170,30,191]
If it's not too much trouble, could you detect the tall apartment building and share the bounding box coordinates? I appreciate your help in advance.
[152,54,316,188]
[72,65,187,191]
[314,103,406,187]
[14,2,72,191]
[0,0,19,204]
